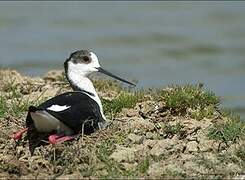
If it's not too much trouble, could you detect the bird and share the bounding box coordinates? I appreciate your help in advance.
[13,50,136,145]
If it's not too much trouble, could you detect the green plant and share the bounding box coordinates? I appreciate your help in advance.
[164,123,184,138]
[156,84,220,116]
[0,95,6,118]
[136,157,150,174]
[102,92,143,115]
[208,111,245,144]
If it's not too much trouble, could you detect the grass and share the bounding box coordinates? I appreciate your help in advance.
[0,94,7,118]
[189,105,217,120]
[96,130,152,178]
[163,123,184,138]
[102,91,144,116]
[235,145,245,162]
[96,132,128,178]
[235,145,245,170]
[155,84,220,118]
[0,77,48,118]
[208,111,245,145]
[136,157,150,174]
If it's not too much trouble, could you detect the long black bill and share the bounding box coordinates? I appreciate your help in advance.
[96,67,136,86]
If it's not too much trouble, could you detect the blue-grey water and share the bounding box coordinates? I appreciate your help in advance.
[0,2,245,117]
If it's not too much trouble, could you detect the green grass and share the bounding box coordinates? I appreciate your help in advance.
[102,92,144,116]
[235,145,245,169]
[190,105,217,120]
[0,95,7,118]
[96,133,127,178]
[163,123,184,138]
[96,133,151,178]
[208,111,245,145]
[155,84,220,117]
[1,77,48,118]
[235,145,245,162]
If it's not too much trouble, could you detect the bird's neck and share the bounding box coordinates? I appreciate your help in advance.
[66,72,106,120]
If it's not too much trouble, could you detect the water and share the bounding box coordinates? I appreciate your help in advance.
[1,2,245,117]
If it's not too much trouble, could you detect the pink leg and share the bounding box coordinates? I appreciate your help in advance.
[13,128,29,140]
[48,134,77,144]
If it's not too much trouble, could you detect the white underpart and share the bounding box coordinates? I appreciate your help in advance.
[68,52,106,121]
[47,105,71,112]
[69,75,106,121]
[31,111,73,135]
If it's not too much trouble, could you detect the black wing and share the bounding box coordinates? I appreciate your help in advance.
[27,91,105,133]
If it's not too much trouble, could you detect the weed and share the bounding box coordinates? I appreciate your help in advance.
[102,92,143,115]
[136,157,150,174]
[0,94,7,118]
[165,169,186,178]
[189,105,216,120]
[164,123,184,138]
[156,84,219,117]
[96,138,124,178]
[208,111,245,144]
[195,154,217,171]
[217,153,240,166]
[235,145,245,162]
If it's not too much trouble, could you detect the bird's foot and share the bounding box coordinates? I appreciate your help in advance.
[48,134,77,144]
[13,128,29,140]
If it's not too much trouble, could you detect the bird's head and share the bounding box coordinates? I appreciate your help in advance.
[64,50,136,86]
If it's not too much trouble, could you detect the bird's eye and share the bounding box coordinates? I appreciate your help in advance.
[83,56,90,62]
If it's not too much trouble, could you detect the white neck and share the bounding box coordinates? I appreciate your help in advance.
[67,71,106,121]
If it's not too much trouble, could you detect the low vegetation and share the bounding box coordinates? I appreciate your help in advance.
[208,110,245,145]
[0,69,244,179]
[155,84,220,118]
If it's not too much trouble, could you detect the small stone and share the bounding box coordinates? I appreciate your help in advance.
[143,139,158,148]
[98,169,108,177]
[198,139,215,152]
[147,162,183,177]
[121,162,138,171]
[147,162,164,177]
[146,132,154,139]
[226,163,241,173]
[128,118,155,132]
[128,133,144,144]
[186,141,198,153]
[126,109,139,117]
[150,139,176,157]
[110,146,136,163]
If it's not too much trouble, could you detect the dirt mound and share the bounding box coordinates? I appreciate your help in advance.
[0,69,244,179]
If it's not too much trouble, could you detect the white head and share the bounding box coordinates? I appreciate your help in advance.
[64,50,100,77]
[64,50,136,86]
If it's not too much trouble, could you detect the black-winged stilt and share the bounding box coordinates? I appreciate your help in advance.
[13,50,135,144]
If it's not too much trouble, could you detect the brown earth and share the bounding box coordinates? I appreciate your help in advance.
[0,69,244,179]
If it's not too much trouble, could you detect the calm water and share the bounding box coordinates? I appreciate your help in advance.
[1,2,245,117]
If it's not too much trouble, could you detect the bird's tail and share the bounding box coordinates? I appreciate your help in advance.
[28,106,39,112]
